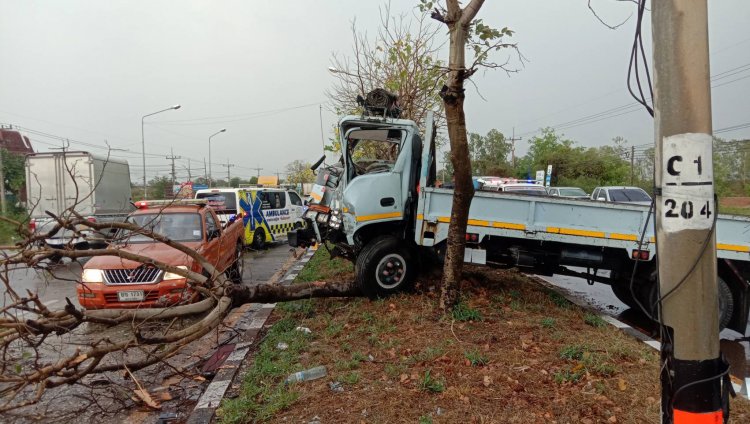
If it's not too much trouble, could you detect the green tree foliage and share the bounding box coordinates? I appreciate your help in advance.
[285,160,315,185]
[1,149,26,198]
[515,129,630,193]
[469,129,512,176]
[147,176,172,199]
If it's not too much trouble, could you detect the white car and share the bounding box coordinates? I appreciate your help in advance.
[547,187,589,199]
[590,186,652,206]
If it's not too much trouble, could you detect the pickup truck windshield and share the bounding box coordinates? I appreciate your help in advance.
[196,192,237,213]
[609,189,651,202]
[123,213,203,242]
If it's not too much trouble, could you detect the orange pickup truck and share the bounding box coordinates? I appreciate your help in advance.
[77,199,245,309]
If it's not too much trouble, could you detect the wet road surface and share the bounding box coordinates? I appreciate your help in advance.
[1,242,296,422]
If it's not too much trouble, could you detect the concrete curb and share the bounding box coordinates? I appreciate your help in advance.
[532,276,748,398]
[186,247,317,423]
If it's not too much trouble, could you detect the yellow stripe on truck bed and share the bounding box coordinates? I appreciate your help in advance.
[717,243,750,253]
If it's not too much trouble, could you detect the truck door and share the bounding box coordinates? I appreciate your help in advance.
[202,211,223,272]
[342,128,405,226]
[287,191,304,222]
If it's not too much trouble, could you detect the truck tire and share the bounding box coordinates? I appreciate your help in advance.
[718,277,734,331]
[356,235,416,298]
[252,228,266,250]
[630,277,733,330]
[227,241,245,284]
[610,284,637,309]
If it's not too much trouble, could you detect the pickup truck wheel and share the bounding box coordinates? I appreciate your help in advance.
[227,241,245,284]
[252,229,266,249]
[356,235,416,298]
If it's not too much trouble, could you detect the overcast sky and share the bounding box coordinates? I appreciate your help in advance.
[1,1,749,183]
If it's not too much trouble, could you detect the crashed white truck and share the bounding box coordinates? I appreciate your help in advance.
[288,90,750,334]
[26,151,134,256]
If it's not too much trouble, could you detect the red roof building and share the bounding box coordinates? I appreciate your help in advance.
[0,129,34,154]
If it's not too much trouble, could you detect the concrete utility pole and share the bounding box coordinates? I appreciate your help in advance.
[630,145,635,185]
[508,127,522,168]
[166,148,181,196]
[222,161,234,187]
[652,2,725,422]
[203,158,208,184]
[249,166,263,178]
[0,147,6,215]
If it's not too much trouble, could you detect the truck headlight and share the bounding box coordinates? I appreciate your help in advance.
[316,213,329,223]
[81,269,104,283]
[163,266,188,281]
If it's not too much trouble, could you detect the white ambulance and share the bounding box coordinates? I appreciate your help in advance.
[194,187,305,248]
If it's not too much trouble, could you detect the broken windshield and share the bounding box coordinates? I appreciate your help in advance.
[346,128,402,176]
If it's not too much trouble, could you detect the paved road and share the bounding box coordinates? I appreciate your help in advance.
[2,242,296,423]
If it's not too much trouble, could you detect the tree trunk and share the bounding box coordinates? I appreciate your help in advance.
[441,97,474,311]
[438,0,482,312]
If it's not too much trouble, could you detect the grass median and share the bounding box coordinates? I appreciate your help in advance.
[219,247,750,423]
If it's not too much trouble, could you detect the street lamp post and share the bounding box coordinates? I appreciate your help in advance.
[208,128,227,187]
[142,104,181,199]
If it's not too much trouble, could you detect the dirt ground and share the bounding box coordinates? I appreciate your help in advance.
[221,267,750,424]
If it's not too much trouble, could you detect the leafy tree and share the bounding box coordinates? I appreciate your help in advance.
[285,160,315,185]
[1,149,26,198]
[469,129,512,176]
[147,176,172,199]
[515,129,631,193]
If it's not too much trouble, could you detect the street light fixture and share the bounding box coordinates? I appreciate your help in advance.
[208,128,227,187]
[141,104,181,199]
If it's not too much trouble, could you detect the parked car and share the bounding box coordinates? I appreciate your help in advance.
[590,186,652,206]
[500,182,548,196]
[194,186,305,248]
[476,176,502,190]
[547,187,589,199]
[77,199,245,309]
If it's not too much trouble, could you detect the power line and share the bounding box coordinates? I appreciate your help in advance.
[151,102,323,126]
[516,60,750,138]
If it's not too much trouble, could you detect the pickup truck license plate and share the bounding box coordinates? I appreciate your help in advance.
[117,290,145,302]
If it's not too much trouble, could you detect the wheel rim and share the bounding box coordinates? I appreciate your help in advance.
[255,231,263,245]
[375,253,406,289]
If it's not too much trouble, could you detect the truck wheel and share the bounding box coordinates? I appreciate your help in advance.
[610,284,637,309]
[252,228,266,249]
[718,277,734,331]
[355,235,416,298]
[227,241,245,284]
[632,278,733,330]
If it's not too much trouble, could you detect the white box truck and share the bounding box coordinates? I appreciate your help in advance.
[25,151,134,252]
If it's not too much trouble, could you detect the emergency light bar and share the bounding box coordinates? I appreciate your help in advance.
[135,199,208,209]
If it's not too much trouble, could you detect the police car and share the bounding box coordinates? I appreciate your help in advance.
[194,187,305,248]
